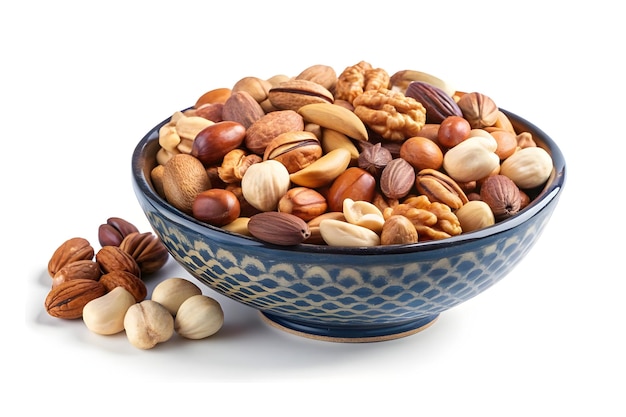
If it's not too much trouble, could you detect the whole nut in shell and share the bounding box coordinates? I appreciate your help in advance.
[405,81,463,124]
[358,142,392,177]
[175,295,224,340]
[48,237,95,277]
[51,260,101,288]
[455,200,495,233]
[248,211,311,246]
[263,130,323,173]
[99,270,147,303]
[119,231,169,275]
[295,64,338,91]
[162,153,211,214]
[245,110,305,155]
[379,157,415,200]
[96,245,142,278]
[124,300,174,350]
[241,159,291,212]
[98,217,139,247]
[268,79,334,112]
[480,174,522,220]
[221,90,265,129]
[191,120,247,166]
[380,214,418,245]
[44,278,107,319]
[278,186,328,222]
[415,168,469,210]
[457,92,499,129]
[499,146,553,189]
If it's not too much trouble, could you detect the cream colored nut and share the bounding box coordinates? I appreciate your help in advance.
[500,146,553,189]
[343,198,385,233]
[175,115,214,141]
[455,200,495,233]
[175,295,224,340]
[124,300,174,350]
[151,277,202,316]
[319,218,380,247]
[442,139,500,183]
[298,102,368,141]
[221,217,251,236]
[82,287,136,335]
[321,129,360,164]
[241,159,291,212]
[289,148,352,188]
[389,69,456,96]
[159,123,181,152]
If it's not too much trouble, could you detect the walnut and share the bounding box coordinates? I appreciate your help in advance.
[364,67,390,92]
[334,61,373,104]
[353,88,426,141]
[383,195,461,241]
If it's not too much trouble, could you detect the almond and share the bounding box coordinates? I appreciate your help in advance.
[99,270,147,303]
[379,157,415,200]
[47,237,94,277]
[44,279,107,319]
[480,174,522,220]
[248,211,311,246]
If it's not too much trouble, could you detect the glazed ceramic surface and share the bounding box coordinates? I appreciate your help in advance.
[132,110,566,342]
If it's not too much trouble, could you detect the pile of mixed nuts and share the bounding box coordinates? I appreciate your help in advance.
[45,217,224,349]
[150,61,554,246]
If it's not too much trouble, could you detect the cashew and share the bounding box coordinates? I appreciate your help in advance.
[82,287,136,335]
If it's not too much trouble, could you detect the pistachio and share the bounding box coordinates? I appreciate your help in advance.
[263,130,323,173]
[269,79,334,111]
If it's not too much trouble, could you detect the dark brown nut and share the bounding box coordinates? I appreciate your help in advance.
[225,184,261,218]
[268,79,334,111]
[295,64,338,91]
[96,245,142,278]
[221,90,265,129]
[191,120,247,166]
[357,142,392,177]
[192,189,241,227]
[118,232,170,275]
[45,279,107,319]
[415,168,469,210]
[263,131,323,173]
[480,174,522,220]
[48,237,95,278]
[248,211,311,246]
[326,167,377,212]
[405,81,463,124]
[457,92,499,129]
[353,88,426,141]
[379,158,415,200]
[99,270,147,303]
[278,186,328,222]
[98,217,139,247]
[193,102,224,122]
[52,260,102,288]
[245,110,305,155]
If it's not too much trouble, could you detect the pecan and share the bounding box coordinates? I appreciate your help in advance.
[96,245,142,278]
[45,279,107,319]
[353,88,426,141]
[99,270,147,302]
[48,237,95,278]
[119,232,169,275]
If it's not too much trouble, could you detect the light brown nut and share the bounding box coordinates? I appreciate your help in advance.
[457,92,499,129]
[334,60,373,103]
[322,129,360,165]
[48,237,95,278]
[399,136,444,172]
[248,211,311,246]
[268,79,334,111]
[96,245,142,278]
[245,110,305,155]
[295,64,338,91]
[175,115,214,142]
[455,200,495,233]
[99,270,148,303]
[480,174,522,220]
[263,130,322,174]
[124,300,174,350]
[221,90,265,129]
[278,186,328,222]
[241,160,291,212]
[218,149,262,183]
[162,153,211,214]
[379,157,415,200]
[415,168,469,210]
[44,279,107,319]
[289,148,352,189]
[52,260,101,288]
[298,102,368,141]
[384,195,462,241]
[380,215,418,245]
[353,88,426,141]
[232,76,272,103]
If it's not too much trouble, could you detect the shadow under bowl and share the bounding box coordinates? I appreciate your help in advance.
[131,109,566,342]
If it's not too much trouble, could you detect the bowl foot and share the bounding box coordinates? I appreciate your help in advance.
[259,312,439,343]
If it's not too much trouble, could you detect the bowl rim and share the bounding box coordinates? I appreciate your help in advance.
[132,108,566,255]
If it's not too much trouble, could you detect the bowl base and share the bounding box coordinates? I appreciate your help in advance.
[260,312,439,343]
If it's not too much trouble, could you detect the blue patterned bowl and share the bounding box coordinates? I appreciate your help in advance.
[131,109,566,342]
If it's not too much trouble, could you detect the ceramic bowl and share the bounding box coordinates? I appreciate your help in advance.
[131,109,566,342]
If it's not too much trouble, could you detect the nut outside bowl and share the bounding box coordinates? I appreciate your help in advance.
[131,109,566,343]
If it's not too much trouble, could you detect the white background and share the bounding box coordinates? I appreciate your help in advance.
[8,0,624,415]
